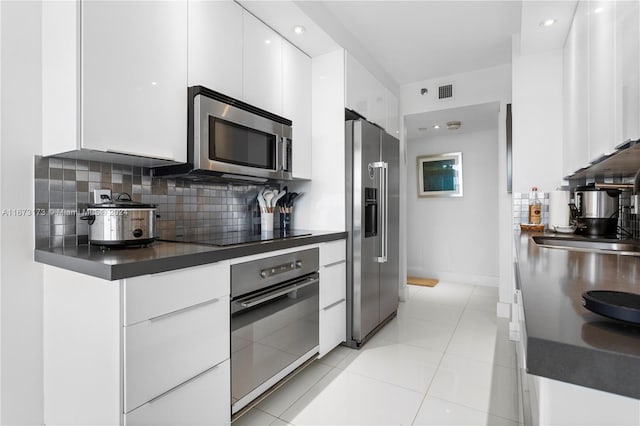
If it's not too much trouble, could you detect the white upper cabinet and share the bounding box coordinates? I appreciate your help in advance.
[345,52,396,133]
[368,78,387,130]
[564,0,640,176]
[43,0,188,163]
[81,1,188,162]
[386,89,399,137]
[615,0,640,144]
[563,1,590,176]
[588,0,616,160]
[283,43,312,180]
[345,53,373,120]
[243,10,283,115]
[188,0,243,100]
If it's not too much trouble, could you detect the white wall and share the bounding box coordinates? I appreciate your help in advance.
[290,49,346,231]
[0,1,44,424]
[400,65,512,314]
[401,64,512,117]
[512,44,564,193]
[407,129,500,285]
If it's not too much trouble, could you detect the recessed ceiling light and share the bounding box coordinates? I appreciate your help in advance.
[540,18,556,27]
[594,7,603,13]
[293,26,306,35]
[264,39,271,45]
[433,124,440,129]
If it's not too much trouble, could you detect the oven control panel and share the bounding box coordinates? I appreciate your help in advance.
[231,248,319,298]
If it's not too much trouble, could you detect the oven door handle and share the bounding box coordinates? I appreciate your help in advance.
[239,276,319,308]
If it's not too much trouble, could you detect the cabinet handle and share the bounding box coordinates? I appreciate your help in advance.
[147,298,219,323]
[322,298,346,311]
[143,363,220,407]
[323,259,346,268]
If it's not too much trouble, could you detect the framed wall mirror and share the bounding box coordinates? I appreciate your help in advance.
[417,152,463,197]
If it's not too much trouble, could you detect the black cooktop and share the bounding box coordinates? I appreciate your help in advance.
[162,230,312,247]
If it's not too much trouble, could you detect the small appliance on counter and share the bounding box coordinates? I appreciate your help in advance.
[569,183,621,236]
[80,192,158,247]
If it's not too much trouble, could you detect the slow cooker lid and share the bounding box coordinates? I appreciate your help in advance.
[576,183,621,195]
[88,192,157,209]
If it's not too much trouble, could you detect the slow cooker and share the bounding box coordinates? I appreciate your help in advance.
[80,193,158,246]
[572,184,620,236]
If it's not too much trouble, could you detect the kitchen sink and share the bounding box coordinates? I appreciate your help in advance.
[532,236,640,256]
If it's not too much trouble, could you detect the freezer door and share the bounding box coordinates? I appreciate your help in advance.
[351,120,382,342]
[379,131,400,321]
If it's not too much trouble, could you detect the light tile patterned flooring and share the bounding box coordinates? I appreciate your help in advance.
[234,282,518,426]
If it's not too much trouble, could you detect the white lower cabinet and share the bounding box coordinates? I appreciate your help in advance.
[124,296,229,412]
[43,262,231,426]
[318,239,347,357]
[319,299,346,357]
[125,360,230,426]
[319,261,346,308]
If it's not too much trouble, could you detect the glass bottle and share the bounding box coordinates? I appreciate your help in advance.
[529,186,542,224]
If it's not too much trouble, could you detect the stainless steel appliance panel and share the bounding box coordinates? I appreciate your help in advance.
[230,248,319,298]
[346,117,399,347]
[379,131,400,320]
[358,120,383,341]
[231,274,318,411]
[195,94,288,180]
[230,249,319,414]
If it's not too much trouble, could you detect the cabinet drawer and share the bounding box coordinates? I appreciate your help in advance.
[124,261,229,325]
[319,300,346,358]
[320,261,346,308]
[320,239,346,266]
[125,360,230,426]
[124,296,229,412]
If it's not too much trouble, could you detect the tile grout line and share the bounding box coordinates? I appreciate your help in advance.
[415,285,519,424]
[408,285,471,425]
[262,362,337,422]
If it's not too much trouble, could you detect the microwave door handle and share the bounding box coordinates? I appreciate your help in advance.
[281,136,288,172]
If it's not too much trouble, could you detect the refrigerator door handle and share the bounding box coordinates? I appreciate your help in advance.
[371,161,388,263]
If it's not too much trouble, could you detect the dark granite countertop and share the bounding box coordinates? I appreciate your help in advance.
[35,230,347,281]
[516,231,640,399]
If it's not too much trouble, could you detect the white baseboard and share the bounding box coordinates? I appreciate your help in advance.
[437,272,500,287]
[406,268,499,287]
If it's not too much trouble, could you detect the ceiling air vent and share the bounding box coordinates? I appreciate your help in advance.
[437,83,454,100]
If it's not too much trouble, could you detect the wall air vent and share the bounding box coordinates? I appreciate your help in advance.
[437,83,454,100]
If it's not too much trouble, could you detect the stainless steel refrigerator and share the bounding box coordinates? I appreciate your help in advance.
[345,117,399,348]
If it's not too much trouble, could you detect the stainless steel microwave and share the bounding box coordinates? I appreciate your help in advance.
[154,86,292,181]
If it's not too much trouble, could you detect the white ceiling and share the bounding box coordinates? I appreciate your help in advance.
[405,102,500,141]
[242,1,576,88]
[240,0,576,137]
[318,1,522,85]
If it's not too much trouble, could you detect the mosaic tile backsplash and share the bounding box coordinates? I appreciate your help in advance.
[34,156,277,248]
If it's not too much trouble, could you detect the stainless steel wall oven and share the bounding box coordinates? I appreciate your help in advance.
[230,248,319,414]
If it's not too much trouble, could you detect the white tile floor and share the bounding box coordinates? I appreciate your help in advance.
[233,282,518,426]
